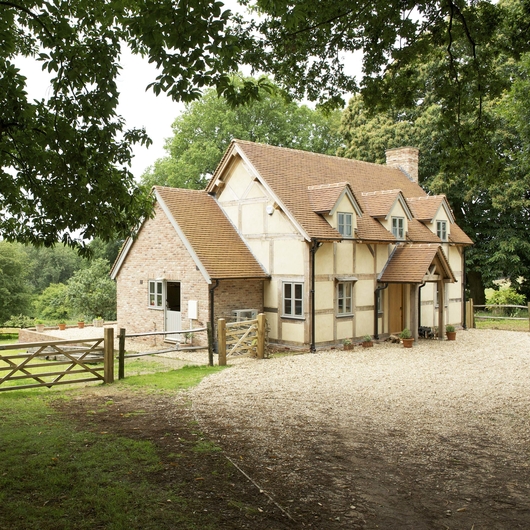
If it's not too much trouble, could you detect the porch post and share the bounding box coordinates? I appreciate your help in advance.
[438,280,445,340]
[410,284,419,341]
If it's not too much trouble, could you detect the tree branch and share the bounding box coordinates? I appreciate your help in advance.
[0,1,54,40]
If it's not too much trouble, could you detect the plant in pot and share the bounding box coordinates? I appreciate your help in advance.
[446,324,456,341]
[343,338,354,351]
[77,317,85,329]
[34,319,45,333]
[361,335,373,348]
[93,316,104,327]
[58,320,67,331]
[400,328,414,348]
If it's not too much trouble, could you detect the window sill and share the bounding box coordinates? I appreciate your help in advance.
[336,313,354,318]
[281,315,305,321]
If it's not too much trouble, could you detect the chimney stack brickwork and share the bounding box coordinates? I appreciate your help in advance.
[385,147,420,183]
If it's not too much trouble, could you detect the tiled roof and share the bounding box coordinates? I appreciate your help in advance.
[211,140,428,240]
[406,219,441,243]
[361,189,402,218]
[380,244,456,283]
[356,216,396,242]
[307,182,350,213]
[155,187,269,280]
[449,223,474,245]
[406,195,446,221]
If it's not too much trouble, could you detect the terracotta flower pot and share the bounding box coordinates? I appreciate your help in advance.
[402,338,414,348]
[77,321,85,329]
[58,323,66,330]
[446,331,456,341]
[362,341,373,348]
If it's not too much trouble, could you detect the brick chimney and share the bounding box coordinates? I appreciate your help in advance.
[385,147,419,183]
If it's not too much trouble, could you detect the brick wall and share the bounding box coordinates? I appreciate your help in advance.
[213,279,263,321]
[385,147,419,183]
[115,203,210,347]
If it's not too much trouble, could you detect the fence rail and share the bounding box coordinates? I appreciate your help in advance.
[0,329,114,392]
[466,300,530,331]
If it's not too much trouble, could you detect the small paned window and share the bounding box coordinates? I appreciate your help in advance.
[283,282,304,318]
[337,282,353,315]
[437,220,447,241]
[338,212,353,237]
[149,280,164,309]
[392,217,405,240]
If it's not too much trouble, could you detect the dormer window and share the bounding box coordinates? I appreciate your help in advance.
[437,220,447,241]
[392,217,404,240]
[338,212,353,237]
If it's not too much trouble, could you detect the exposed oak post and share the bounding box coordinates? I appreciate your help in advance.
[410,284,419,342]
[438,280,445,340]
[218,318,226,366]
[257,313,265,359]
[104,327,114,383]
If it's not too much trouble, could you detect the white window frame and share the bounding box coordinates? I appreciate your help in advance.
[283,282,304,318]
[337,281,353,316]
[337,212,353,238]
[437,220,448,241]
[148,280,164,309]
[392,217,405,240]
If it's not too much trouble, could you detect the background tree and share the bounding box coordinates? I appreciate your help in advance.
[0,242,31,324]
[32,283,70,322]
[141,79,343,189]
[66,259,117,320]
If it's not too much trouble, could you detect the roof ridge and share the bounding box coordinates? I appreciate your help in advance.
[233,139,402,171]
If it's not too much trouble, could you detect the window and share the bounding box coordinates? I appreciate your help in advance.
[437,220,447,241]
[338,212,353,237]
[283,282,304,317]
[149,280,164,309]
[337,282,353,315]
[392,217,404,239]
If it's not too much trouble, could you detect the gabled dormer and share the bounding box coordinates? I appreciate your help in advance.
[407,195,455,243]
[307,182,362,239]
[361,190,413,242]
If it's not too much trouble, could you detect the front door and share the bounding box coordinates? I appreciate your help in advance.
[165,282,181,342]
[389,283,404,334]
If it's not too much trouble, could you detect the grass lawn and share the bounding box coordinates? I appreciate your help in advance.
[0,365,231,530]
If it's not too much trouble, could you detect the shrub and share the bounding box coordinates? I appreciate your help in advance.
[4,314,34,328]
[487,286,526,316]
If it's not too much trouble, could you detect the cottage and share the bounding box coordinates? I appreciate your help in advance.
[110,140,472,349]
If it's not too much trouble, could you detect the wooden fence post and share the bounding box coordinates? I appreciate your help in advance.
[118,328,126,380]
[104,327,114,384]
[257,313,265,359]
[218,318,226,366]
[528,302,530,332]
[207,322,214,367]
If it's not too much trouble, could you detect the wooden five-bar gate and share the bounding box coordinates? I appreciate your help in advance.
[0,328,115,392]
[217,314,266,366]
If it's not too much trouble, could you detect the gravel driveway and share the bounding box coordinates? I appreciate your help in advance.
[190,329,530,529]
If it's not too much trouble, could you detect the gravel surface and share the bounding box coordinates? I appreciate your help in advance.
[189,328,530,528]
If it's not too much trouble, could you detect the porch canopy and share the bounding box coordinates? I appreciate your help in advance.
[379,244,456,340]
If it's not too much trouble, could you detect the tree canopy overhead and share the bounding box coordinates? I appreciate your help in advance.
[2,0,529,251]
[1,0,250,252]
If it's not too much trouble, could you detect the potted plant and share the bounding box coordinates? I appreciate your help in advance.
[34,319,45,333]
[400,328,414,348]
[58,320,66,331]
[343,338,354,351]
[446,324,456,341]
[77,317,85,329]
[93,316,104,327]
[361,335,373,348]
